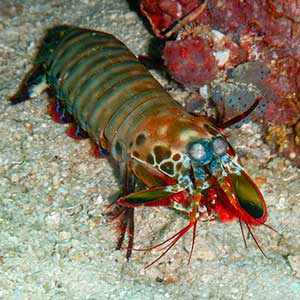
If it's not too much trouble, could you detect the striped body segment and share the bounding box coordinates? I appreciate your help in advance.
[36,26,182,161]
[11,25,268,266]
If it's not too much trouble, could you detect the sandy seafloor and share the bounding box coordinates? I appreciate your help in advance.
[1,0,300,299]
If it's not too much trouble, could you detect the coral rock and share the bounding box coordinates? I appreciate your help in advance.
[163,37,218,86]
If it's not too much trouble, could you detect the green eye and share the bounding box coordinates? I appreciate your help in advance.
[188,142,206,160]
[212,137,227,155]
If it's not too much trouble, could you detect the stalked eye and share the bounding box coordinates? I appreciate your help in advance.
[212,137,227,155]
[188,142,206,160]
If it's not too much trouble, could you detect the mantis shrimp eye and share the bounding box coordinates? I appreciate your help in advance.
[212,137,228,155]
[188,142,206,160]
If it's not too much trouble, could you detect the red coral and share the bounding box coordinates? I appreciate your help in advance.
[220,38,248,67]
[207,0,252,36]
[267,0,300,22]
[163,37,218,86]
[264,98,300,126]
[140,0,170,38]
[158,0,183,19]
[140,0,200,38]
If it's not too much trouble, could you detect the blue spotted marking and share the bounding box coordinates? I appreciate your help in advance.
[194,166,206,181]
